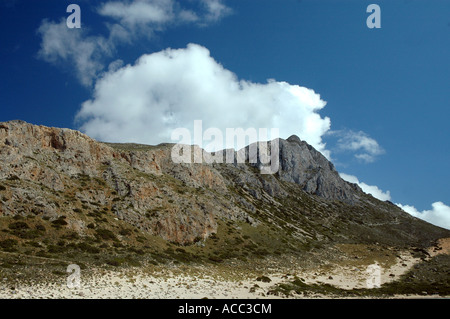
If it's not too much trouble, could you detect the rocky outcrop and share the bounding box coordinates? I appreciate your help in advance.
[277,135,362,202]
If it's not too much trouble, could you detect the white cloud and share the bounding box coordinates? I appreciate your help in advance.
[97,0,231,27]
[37,19,113,87]
[330,130,384,163]
[200,0,232,23]
[98,0,175,29]
[396,202,450,230]
[178,9,200,23]
[339,173,391,201]
[76,43,330,153]
[96,0,232,38]
[107,59,124,73]
[37,0,232,87]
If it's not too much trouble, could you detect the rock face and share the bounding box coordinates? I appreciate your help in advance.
[0,121,230,244]
[278,135,361,202]
[0,120,448,247]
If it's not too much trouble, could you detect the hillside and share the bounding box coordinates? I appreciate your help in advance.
[0,120,449,297]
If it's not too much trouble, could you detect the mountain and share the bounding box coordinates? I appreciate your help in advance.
[0,120,449,274]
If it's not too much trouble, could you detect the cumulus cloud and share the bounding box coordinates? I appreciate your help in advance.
[76,43,330,153]
[396,202,450,230]
[37,0,232,86]
[339,173,391,201]
[330,130,384,163]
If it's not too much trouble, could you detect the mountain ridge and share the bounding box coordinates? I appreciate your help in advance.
[0,120,449,272]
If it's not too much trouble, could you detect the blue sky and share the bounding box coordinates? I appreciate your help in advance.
[0,0,449,228]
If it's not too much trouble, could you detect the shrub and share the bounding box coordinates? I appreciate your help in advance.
[19,229,41,239]
[0,185,6,191]
[0,238,18,251]
[77,242,100,254]
[136,236,146,243]
[8,221,29,230]
[256,276,272,283]
[119,229,132,236]
[35,224,46,232]
[31,208,42,215]
[61,231,79,240]
[208,255,223,263]
[124,255,141,267]
[107,258,124,267]
[27,241,42,248]
[95,228,118,241]
[36,250,51,258]
[129,247,145,255]
[47,245,65,254]
[209,233,218,240]
[51,218,68,227]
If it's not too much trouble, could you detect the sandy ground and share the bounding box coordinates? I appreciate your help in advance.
[300,251,420,290]
[1,239,448,299]
[429,238,450,257]
[1,269,285,299]
[0,252,425,299]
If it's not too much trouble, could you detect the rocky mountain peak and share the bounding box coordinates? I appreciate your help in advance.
[277,136,361,202]
[239,134,361,203]
[286,134,302,144]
